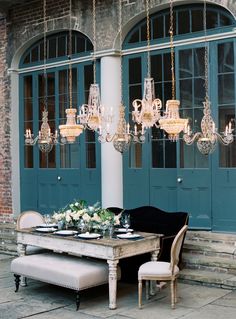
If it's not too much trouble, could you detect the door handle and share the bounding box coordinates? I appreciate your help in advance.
[57,176,61,181]
[177,177,183,183]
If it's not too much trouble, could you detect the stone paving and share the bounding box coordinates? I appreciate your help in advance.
[1,254,236,319]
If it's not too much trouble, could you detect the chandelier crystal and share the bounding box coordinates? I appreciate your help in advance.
[58,0,83,143]
[132,0,162,130]
[183,0,233,154]
[25,110,58,153]
[158,0,188,141]
[24,0,59,153]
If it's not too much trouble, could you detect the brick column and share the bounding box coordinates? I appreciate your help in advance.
[100,55,123,209]
[0,14,13,222]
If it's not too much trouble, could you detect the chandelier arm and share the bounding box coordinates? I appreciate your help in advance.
[183,132,202,145]
[214,132,234,145]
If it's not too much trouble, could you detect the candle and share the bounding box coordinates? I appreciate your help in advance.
[229,121,232,134]
[187,125,190,136]
[141,124,144,135]
[127,123,130,134]
[134,124,137,135]
[28,129,31,138]
[212,122,215,133]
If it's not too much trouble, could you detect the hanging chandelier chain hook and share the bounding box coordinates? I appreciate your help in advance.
[93,0,97,83]
[146,0,151,78]
[119,0,123,103]
[204,0,209,101]
[69,0,73,109]
[43,0,47,108]
[169,0,175,100]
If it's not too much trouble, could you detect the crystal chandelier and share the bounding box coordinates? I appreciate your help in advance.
[24,0,58,153]
[104,0,145,153]
[132,0,162,129]
[159,0,188,141]
[59,0,83,143]
[183,0,233,154]
[77,0,113,137]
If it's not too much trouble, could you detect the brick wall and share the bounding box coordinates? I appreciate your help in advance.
[0,14,13,222]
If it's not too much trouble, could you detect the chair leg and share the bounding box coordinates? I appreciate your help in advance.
[76,291,80,311]
[174,279,177,304]
[14,274,20,292]
[171,280,175,309]
[138,279,142,309]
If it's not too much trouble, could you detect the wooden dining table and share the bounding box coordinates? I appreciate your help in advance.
[16,228,162,309]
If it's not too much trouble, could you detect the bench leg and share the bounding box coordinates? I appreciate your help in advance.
[14,274,20,292]
[76,291,80,310]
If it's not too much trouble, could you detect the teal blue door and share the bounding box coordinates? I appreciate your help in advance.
[20,63,101,214]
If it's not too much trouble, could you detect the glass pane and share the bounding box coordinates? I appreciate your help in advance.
[220,141,236,167]
[59,95,68,119]
[31,46,39,62]
[24,76,32,98]
[129,58,141,84]
[192,9,203,32]
[38,74,46,97]
[155,82,162,100]
[219,13,232,27]
[84,64,93,91]
[219,106,234,133]
[218,74,235,105]
[77,36,86,53]
[152,15,163,39]
[59,70,68,94]
[178,10,190,34]
[164,53,171,81]
[194,78,205,107]
[151,55,162,82]
[129,143,142,168]
[206,10,218,29]
[72,68,77,93]
[141,23,146,42]
[39,152,47,168]
[129,29,139,43]
[58,35,66,57]
[48,148,56,168]
[24,99,33,121]
[24,146,33,168]
[194,47,205,77]
[194,108,204,132]
[165,140,176,168]
[23,53,30,64]
[152,140,163,168]
[180,79,192,108]
[47,98,55,120]
[47,73,55,96]
[86,39,93,51]
[86,144,96,169]
[163,82,172,102]
[218,42,234,73]
[179,49,193,78]
[60,144,79,168]
[48,38,56,59]
[86,130,95,143]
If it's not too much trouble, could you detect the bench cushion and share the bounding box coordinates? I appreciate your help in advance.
[11,253,110,291]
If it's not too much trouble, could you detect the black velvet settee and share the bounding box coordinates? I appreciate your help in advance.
[108,206,189,282]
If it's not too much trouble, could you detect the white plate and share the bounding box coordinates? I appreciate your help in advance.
[115,228,133,233]
[77,233,101,239]
[54,230,78,236]
[36,223,57,228]
[116,233,141,239]
[35,227,57,232]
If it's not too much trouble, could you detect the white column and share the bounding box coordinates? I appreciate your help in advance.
[100,56,123,208]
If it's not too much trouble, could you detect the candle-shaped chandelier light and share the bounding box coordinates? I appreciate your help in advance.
[158,0,188,141]
[24,0,59,153]
[78,0,113,138]
[183,0,233,154]
[59,0,83,143]
[132,0,162,130]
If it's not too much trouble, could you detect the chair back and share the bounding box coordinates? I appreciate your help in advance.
[16,211,44,230]
[170,225,188,273]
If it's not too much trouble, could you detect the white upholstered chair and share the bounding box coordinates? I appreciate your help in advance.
[138,225,188,309]
[16,211,46,255]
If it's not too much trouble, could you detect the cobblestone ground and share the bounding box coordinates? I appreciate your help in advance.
[1,253,236,319]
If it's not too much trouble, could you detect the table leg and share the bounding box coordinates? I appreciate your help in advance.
[17,243,27,287]
[150,250,159,296]
[107,259,119,309]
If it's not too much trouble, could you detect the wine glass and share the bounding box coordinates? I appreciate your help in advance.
[122,214,130,233]
[44,214,51,226]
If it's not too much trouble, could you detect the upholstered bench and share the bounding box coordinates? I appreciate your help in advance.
[11,253,111,310]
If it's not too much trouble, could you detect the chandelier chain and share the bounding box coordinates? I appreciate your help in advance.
[93,0,96,83]
[169,0,175,100]
[119,0,123,103]
[146,0,151,77]
[204,0,209,101]
[69,0,72,108]
[43,0,47,108]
